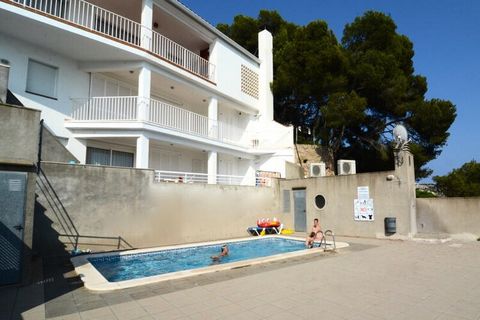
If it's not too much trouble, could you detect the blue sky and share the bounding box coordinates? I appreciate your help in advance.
[181,0,480,181]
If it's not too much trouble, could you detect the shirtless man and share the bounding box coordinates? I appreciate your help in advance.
[312,218,323,241]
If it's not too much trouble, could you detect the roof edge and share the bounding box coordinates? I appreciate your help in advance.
[169,0,261,65]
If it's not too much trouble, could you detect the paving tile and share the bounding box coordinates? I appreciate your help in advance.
[48,313,82,320]
[150,308,185,320]
[79,306,115,320]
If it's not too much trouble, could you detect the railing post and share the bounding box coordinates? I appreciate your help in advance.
[90,4,95,30]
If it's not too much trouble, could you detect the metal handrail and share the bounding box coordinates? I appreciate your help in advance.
[59,234,134,250]
[319,229,336,251]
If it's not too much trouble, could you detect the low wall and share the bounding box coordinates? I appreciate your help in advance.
[417,198,480,238]
[0,103,40,165]
[35,162,287,253]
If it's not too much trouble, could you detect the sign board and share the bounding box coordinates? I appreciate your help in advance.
[354,198,374,221]
[357,186,369,200]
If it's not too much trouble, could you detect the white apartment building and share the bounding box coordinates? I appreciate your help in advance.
[0,0,294,186]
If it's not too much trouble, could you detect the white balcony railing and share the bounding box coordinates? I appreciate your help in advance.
[151,31,215,81]
[71,96,138,121]
[154,170,271,187]
[70,96,250,147]
[9,0,215,81]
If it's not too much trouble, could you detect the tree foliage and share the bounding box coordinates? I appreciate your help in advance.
[217,10,456,179]
[434,161,480,197]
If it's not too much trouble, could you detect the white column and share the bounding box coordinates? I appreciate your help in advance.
[258,30,274,123]
[207,151,217,184]
[137,66,151,121]
[208,40,218,81]
[208,96,218,138]
[136,135,150,168]
[140,0,153,50]
[242,159,256,186]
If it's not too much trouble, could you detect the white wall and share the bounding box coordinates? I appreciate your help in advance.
[0,33,90,138]
[214,39,260,110]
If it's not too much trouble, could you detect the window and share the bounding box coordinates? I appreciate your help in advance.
[111,150,134,167]
[314,194,326,210]
[26,59,58,99]
[86,147,134,168]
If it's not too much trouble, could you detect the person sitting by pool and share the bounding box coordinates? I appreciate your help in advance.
[312,218,324,242]
[211,244,229,261]
[305,232,316,248]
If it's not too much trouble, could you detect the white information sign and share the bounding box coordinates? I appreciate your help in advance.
[354,198,375,221]
[357,186,369,200]
[8,179,22,192]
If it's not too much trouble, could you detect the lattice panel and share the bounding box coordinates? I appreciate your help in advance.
[241,65,259,99]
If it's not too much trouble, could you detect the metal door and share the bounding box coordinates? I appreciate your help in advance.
[0,171,27,286]
[293,189,307,232]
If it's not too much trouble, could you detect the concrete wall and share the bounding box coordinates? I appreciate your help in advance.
[0,103,40,285]
[0,103,40,165]
[417,198,480,238]
[36,162,288,253]
[285,161,304,180]
[279,151,417,238]
[41,125,79,163]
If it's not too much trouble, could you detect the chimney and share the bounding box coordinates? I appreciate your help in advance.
[0,60,10,104]
[258,30,273,122]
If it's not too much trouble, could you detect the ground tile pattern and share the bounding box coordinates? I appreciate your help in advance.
[2,237,480,319]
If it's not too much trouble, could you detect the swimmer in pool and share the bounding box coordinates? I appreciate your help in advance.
[305,232,316,248]
[211,244,229,261]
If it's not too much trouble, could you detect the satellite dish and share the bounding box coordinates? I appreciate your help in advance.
[393,124,408,144]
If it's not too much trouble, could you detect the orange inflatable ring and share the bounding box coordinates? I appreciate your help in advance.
[257,218,281,228]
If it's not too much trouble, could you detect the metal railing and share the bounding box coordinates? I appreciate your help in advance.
[154,170,271,187]
[71,96,138,121]
[151,31,215,81]
[9,0,215,81]
[70,96,250,147]
[12,0,142,45]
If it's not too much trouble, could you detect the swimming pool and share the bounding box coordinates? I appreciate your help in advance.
[90,237,307,282]
[72,235,348,290]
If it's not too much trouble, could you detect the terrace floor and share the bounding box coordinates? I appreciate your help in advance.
[2,236,480,320]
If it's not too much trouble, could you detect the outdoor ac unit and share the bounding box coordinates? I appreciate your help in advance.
[337,160,356,175]
[309,162,326,177]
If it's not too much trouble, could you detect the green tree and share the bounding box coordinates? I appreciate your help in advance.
[217,10,456,179]
[434,161,480,197]
[341,12,457,178]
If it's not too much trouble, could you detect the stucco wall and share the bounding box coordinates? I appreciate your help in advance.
[279,151,416,238]
[0,103,40,165]
[36,162,287,253]
[417,198,480,237]
[41,125,79,163]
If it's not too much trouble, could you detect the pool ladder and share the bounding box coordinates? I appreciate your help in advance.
[319,230,336,251]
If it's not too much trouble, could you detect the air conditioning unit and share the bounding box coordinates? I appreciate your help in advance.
[309,162,326,177]
[337,160,356,175]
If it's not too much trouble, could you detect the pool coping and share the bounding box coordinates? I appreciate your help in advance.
[71,235,349,291]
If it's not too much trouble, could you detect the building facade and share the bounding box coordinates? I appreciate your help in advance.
[0,0,294,186]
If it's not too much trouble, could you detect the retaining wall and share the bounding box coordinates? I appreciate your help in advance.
[416,198,480,238]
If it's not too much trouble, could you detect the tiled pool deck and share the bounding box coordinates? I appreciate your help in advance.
[2,236,480,320]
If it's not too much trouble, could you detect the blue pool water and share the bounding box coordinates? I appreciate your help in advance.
[88,237,306,282]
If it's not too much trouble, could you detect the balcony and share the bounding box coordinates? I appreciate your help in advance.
[69,96,252,148]
[154,170,272,187]
[6,0,215,81]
